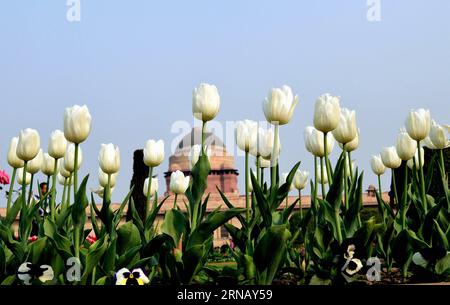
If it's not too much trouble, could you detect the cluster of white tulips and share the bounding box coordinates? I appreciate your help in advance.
[371,109,449,229]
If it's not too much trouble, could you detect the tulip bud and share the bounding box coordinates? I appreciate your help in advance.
[422,137,437,150]
[258,156,271,169]
[41,153,57,176]
[281,173,294,191]
[17,168,32,185]
[380,147,402,169]
[332,108,357,144]
[293,170,309,190]
[407,147,425,170]
[396,128,417,161]
[48,130,68,159]
[170,170,190,195]
[192,83,221,122]
[189,144,211,169]
[405,108,431,141]
[64,105,92,144]
[7,137,24,168]
[235,120,258,153]
[98,168,118,188]
[317,164,328,184]
[16,128,41,161]
[340,129,360,152]
[313,93,341,133]
[98,143,121,174]
[64,144,83,173]
[371,154,386,176]
[27,149,44,174]
[304,126,334,157]
[429,120,450,149]
[262,85,298,125]
[143,177,158,197]
[143,140,164,167]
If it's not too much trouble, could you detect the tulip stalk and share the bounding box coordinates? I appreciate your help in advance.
[21,161,28,208]
[245,151,250,224]
[416,141,427,213]
[439,149,449,205]
[319,157,326,198]
[343,149,348,210]
[391,169,399,207]
[50,158,59,220]
[271,125,280,186]
[6,168,17,213]
[173,194,178,210]
[256,156,261,186]
[73,143,80,198]
[324,132,333,184]
[377,175,383,200]
[62,178,68,209]
[401,164,408,230]
[298,190,302,218]
[313,156,319,227]
[145,167,154,218]
[347,151,353,179]
[27,174,34,205]
[66,175,72,207]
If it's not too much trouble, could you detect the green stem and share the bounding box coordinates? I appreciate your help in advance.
[348,150,353,179]
[145,167,154,219]
[245,151,250,224]
[417,141,427,214]
[298,190,302,218]
[320,157,326,198]
[343,149,348,210]
[261,167,264,186]
[439,149,449,206]
[6,167,17,213]
[73,143,79,198]
[377,175,383,200]
[67,174,72,207]
[313,156,318,227]
[173,193,178,209]
[27,174,34,205]
[50,158,59,220]
[392,169,399,207]
[91,267,97,285]
[21,161,28,207]
[256,156,261,186]
[271,124,280,187]
[401,163,408,230]
[324,132,332,184]
[74,226,80,259]
[62,178,68,209]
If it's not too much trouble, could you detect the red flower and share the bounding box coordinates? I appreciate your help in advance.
[86,231,97,244]
[0,170,10,185]
[28,236,38,242]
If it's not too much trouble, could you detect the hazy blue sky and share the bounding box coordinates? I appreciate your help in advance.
[1,1,449,205]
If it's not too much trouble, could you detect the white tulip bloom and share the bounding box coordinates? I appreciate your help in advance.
[317,164,328,184]
[7,137,24,168]
[313,93,341,133]
[64,105,92,144]
[64,144,83,173]
[189,144,211,169]
[143,177,158,197]
[59,159,72,178]
[41,153,58,176]
[293,170,309,190]
[16,128,41,161]
[407,147,425,170]
[143,139,164,167]
[258,156,271,168]
[170,170,190,195]
[340,128,360,152]
[405,108,431,141]
[304,126,335,157]
[99,143,121,174]
[235,120,258,153]
[27,149,44,175]
[262,85,298,125]
[17,168,32,185]
[396,128,417,161]
[332,108,357,144]
[371,154,386,176]
[192,83,221,122]
[48,130,67,159]
[98,168,118,188]
[381,146,402,169]
[429,119,450,149]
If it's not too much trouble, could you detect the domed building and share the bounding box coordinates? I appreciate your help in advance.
[164,127,239,195]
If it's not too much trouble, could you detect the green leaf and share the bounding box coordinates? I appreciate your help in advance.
[4,197,21,227]
[81,234,109,283]
[435,253,450,275]
[113,187,134,228]
[43,219,73,260]
[72,175,89,227]
[117,222,141,256]
[161,209,187,246]
[29,236,47,264]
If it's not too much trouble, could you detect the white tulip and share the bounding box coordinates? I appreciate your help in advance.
[429,120,450,149]
[235,120,258,153]
[59,159,72,178]
[371,154,386,176]
[422,137,437,150]
[143,177,158,197]
[64,144,83,173]
[281,173,294,191]
[7,137,24,168]
[407,147,425,170]
[317,164,328,184]
[189,144,211,169]
[98,168,118,188]
[247,170,257,192]
[170,170,190,194]
[340,128,360,152]
[345,160,356,177]
[257,156,271,169]
[41,153,58,176]
[396,128,417,161]
[405,108,431,141]
[262,85,298,125]
[192,83,221,122]
[304,126,334,157]
[332,108,357,144]
[381,147,402,169]
[16,128,41,161]
[27,149,44,174]
[293,170,309,190]
[93,186,115,199]
[143,139,164,167]
[313,93,341,133]
[98,143,120,174]
[64,105,92,144]
[47,130,67,159]
[57,173,69,186]
[17,168,32,185]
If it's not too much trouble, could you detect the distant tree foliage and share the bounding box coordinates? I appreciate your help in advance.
[127,149,150,221]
